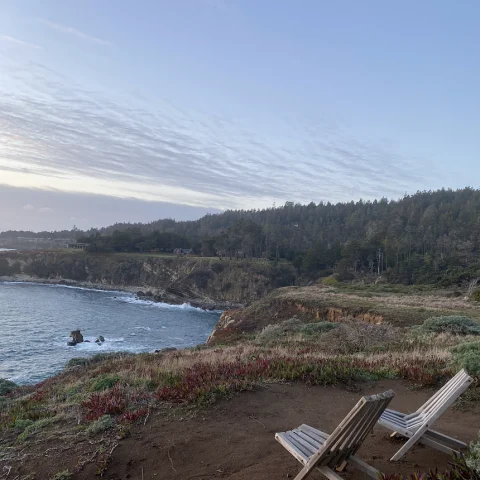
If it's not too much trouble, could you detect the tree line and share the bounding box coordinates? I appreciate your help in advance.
[5,188,480,286]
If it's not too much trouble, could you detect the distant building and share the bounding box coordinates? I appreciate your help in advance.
[67,243,89,250]
[174,248,194,256]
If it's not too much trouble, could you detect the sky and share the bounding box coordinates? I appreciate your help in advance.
[0,0,479,231]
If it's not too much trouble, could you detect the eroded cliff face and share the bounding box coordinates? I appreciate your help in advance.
[207,303,384,344]
[0,251,297,308]
[206,286,392,344]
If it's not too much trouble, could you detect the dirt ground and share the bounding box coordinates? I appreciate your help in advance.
[3,380,479,480]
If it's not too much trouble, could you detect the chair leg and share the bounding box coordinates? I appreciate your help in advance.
[425,429,468,449]
[390,427,426,461]
[349,455,381,479]
[419,436,459,456]
[316,466,344,480]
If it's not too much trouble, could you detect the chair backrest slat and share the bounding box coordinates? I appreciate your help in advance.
[415,370,468,416]
[420,372,471,420]
[295,390,395,479]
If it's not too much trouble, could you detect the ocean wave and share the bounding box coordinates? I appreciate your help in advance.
[67,336,145,354]
[115,296,214,312]
[134,326,152,331]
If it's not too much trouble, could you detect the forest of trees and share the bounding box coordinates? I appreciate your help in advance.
[4,188,480,286]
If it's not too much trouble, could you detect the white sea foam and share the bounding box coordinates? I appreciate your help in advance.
[134,326,152,331]
[68,336,144,353]
[115,295,212,312]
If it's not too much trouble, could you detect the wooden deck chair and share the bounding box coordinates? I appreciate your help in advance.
[275,390,395,480]
[378,369,473,461]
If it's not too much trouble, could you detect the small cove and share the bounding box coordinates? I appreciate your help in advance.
[0,281,221,384]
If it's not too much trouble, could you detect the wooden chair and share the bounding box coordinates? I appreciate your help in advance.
[275,390,395,480]
[378,369,473,461]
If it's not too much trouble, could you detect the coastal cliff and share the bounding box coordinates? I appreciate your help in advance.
[0,251,297,308]
[206,284,480,344]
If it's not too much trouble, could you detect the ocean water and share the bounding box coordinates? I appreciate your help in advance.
[0,282,221,384]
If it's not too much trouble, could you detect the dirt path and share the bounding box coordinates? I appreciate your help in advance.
[76,380,479,480]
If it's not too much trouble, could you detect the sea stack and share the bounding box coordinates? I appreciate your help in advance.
[67,329,84,346]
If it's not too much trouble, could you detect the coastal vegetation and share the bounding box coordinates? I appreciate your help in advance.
[1,283,480,477]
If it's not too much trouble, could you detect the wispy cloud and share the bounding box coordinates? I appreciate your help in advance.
[0,35,43,50]
[0,60,433,211]
[39,19,111,46]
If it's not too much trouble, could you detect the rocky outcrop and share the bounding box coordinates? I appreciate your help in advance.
[68,330,84,346]
[0,251,297,307]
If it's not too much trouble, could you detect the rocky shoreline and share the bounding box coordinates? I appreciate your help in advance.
[0,274,242,311]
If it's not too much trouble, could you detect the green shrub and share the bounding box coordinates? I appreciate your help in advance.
[321,277,339,286]
[0,378,17,396]
[13,418,34,431]
[421,316,480,336]
[451,342,480,375]
[467,431,480,474]
[473,290,480,302]
[257,319,338,343]
[65,357,89,368]
[85,415,114,436]
[17,417,57,442]
[89,374,120,392]
[256,318,303,342]
[52,471,73,480]
[298,322,337,336]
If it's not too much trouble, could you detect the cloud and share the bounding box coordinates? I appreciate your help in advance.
[0,60,434,212]
[0,35,43,50]
[39,19,111,46]
[22,204,35,211]
[38,207,54,213]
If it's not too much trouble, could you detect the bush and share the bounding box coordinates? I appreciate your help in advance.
[421,316,480,336]
[451,342,480,375]
[82,385,127,421]
[321,277,339,286]
[467,432,480,474]
[319,321,399,355]
[256,319,337,342]
[89,375,120,392]
[85,415,114,436]
[256,318,303,342]
[298,322,337,336]
[52,471,73,480]
[0,378,17,396]
[65,357,89,368]
[13,419,34,431]
[17,417,57,442]
[473,290,480,302]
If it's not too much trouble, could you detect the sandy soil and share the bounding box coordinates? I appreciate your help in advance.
[2,380,478,479]
[74,380,479,480]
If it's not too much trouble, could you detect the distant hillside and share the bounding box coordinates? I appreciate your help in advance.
[3,188,480,286]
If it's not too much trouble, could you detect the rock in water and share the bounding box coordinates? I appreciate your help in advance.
[95,335,105,343]
[68,329,84,346]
